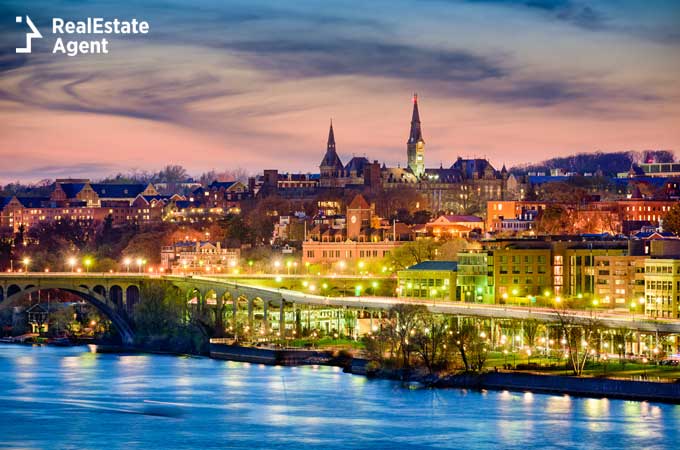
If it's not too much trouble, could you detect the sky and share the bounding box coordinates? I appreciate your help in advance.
[0,0,679,184]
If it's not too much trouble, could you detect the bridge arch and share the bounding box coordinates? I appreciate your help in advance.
[93,285,106,297]
[125,285,140,315]
[0,284,134,346]
[7,284,21,298]
[110,285,123,309]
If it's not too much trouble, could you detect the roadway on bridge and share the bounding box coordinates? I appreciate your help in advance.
[2,273,679,334]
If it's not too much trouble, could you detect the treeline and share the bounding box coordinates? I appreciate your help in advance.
[362,303,623,379]
[0,165,250,197]
[132,282,213,354]
[512,150,676,176]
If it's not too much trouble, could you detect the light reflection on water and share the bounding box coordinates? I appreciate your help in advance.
[0,344,679,450]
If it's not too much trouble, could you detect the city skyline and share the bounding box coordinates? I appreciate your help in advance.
[1,0,679,184]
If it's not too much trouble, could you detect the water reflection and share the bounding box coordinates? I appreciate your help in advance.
[0,344,679,450]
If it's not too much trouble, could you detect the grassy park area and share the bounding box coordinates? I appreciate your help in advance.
[483,351,680,381]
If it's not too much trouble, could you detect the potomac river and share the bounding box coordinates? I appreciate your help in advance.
[0,345,679,450]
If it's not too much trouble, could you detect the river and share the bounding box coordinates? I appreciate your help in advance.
[0,344,678,449]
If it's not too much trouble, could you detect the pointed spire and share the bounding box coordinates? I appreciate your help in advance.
[412,93,420,122]
[320,118,343,170]
[327,119,335,152]
[408,93,423,144]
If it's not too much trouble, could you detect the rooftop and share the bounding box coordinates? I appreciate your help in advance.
[405,261,458,271]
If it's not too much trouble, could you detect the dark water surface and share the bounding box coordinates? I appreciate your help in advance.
[0,344,678,449]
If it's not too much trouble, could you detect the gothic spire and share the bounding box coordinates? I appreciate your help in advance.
[408,93,423,144]
[320,119,343,170]
[327,119,335,152]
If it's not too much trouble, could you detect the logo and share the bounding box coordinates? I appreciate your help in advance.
[16,15,43,53]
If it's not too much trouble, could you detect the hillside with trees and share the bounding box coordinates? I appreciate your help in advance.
[511,150,676,176]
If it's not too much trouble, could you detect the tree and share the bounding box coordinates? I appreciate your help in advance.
[612,328,630,360]
[523,319,540,349]
[535,204,571,235]
[554,304,602,376]
[448,318,488,371]
[134,283,186,335]
[389,239,439,269]
[0,237,13,270]
[122,228,169,264]
[436,238,477,261]
[412,312,449,374]
[388,304,427,377]
[155,165,189,183]
[374,186,426,219]
[49,305,77,336]
[412,210,432,225]
[662,203,680,236]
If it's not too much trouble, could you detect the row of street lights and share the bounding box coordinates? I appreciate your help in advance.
[7,256,151,274]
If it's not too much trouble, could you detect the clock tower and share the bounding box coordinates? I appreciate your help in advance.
[406,93,425,178]
[346,194,372,240]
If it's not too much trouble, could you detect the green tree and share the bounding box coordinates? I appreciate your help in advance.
[662,203,680,236]
[134,283,186,335]
[389,238,439,269]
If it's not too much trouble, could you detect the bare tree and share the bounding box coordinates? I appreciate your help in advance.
[448,318,488,371]
[554,307,602,376]
[412,312,449,374]
[389,304,427,377]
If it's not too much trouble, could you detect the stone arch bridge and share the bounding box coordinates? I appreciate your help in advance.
[1,273,678,347]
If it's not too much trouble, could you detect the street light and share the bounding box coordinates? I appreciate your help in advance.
[68,257,77,273]
[124,257,131,273]
[136,258,143,273]
[83,258,92,273]
[22,257,30,273]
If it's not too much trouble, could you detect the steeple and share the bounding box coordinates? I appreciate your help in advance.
[406,93,425,178]
[408,93,423,144]
[327,119,336,152]
[320,119,344,183]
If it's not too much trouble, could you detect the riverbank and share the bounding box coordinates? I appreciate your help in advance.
[348,358,680,404]
[436,371,680,404]
[206,342,680,403]
[209,341,352,367]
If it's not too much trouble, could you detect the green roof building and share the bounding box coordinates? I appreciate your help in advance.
[397,261,458,301]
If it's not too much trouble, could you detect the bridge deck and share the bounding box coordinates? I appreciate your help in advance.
[2,273,679,334]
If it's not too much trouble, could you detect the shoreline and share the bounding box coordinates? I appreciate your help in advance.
[209,343,680,404]
[4,341,679,404]
[349,359,680,404]
[433,371,680,405]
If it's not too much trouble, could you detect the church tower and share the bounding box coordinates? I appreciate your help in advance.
[406,94,425,178]
[319,120,344,187]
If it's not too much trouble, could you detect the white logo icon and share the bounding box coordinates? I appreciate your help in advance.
[16,15,43,53]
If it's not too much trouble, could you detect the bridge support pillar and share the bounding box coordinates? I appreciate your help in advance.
[247,299,253,330]
[232,296,237,330]
[263,301,268,333]
[279,301,285,337]
[294,304,301,338]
